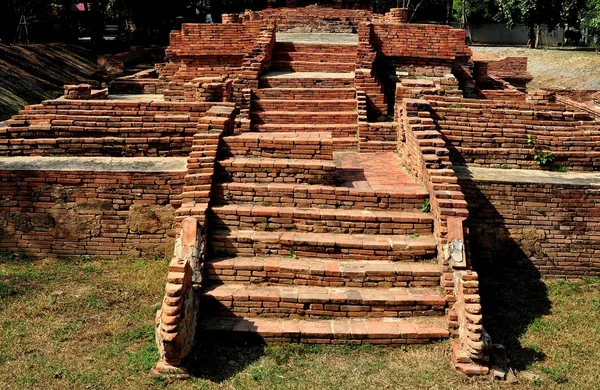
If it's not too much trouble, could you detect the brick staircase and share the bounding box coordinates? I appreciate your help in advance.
[251,37,360,150]
[195,128,449,344]
[170,34,451,346]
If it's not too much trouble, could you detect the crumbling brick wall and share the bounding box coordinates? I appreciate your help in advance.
[426,96,600,170]
[164,21,270,103]
[458,170,600,277]
[225,5,375,33]
[473,56,532,91]
[370,24,471,60]
[0,163,185,258]
[0,100,234,157]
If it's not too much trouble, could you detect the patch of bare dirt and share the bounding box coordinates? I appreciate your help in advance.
[472,46,600,90]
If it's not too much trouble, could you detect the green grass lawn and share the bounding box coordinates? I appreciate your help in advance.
[1,254,599,389]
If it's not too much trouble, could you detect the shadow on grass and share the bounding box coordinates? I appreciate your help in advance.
[186,334,267,383]
[459,174,552,371]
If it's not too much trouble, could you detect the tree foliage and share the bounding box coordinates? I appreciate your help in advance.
[1,0,599,48]
[582,0,600,46]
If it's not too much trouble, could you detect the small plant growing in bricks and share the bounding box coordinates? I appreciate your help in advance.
[421,198,430,213]
[148,209,156,217]
[410,233,420,238]
[527,134,555,167]
[260,221,272,230]
[534,150,555,166]
[288,248,299,259]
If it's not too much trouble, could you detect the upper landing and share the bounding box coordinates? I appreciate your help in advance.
[277,33,358,45]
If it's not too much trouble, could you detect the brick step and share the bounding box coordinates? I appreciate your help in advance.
[7,108,206,118]
[251,123,357,138]
[199,317,449,344]
[201,284,445,318]
[0,137,190,157]
[176,201,209,221]
[275,42,359,54]
[359,131,397,142]
[333,137,360,151]
[221,132,333,160]
[433,112,593,125]
[251,110,357,125]
[217,157,337,185]
[206,256,441,287]
[252,99,357,112]
[259,73,355,89]
[360,141,397,152]
[436,120,586,132]
[210,205,433,235]
[426,98,569,110]
[274,51,358,63]
[359,123,398,142]
[0,126,197,140]
[254,88,355,100]
[272,60,355,73]
[214,182,428,211]
[209,230,437,261]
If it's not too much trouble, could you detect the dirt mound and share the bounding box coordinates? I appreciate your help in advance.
[0,43,99,120]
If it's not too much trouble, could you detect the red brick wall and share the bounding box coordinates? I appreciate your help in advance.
[0,167,185,258]
[427,97,600,170]
[473,57,530,81]
[458,172,600,277]
[371,24,471,60]
[227,6,375,33]
[0,100,234,157]
[166,22,265,60]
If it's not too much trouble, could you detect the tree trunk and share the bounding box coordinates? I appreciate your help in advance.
[528,25,536,49]
[88,1,105,47]
[210,0,223,23]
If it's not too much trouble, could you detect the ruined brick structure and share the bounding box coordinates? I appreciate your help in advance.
[2,4,600,379]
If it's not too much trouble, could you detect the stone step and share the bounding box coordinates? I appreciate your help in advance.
[201,284,445,318]
[210,205,433,235]
[221,132,333,160]
[213,182,429,211]
[217,157,337,185]
[251,123,357,138]
[252,99,357,112]
[254,88,355,100]
[205,256,441,287]
[198,317,449,344]
[275,42,358,53]
[274,51,358,64]
[251,110,357,125]
[209,230,437,261]
[272,60,355,73]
